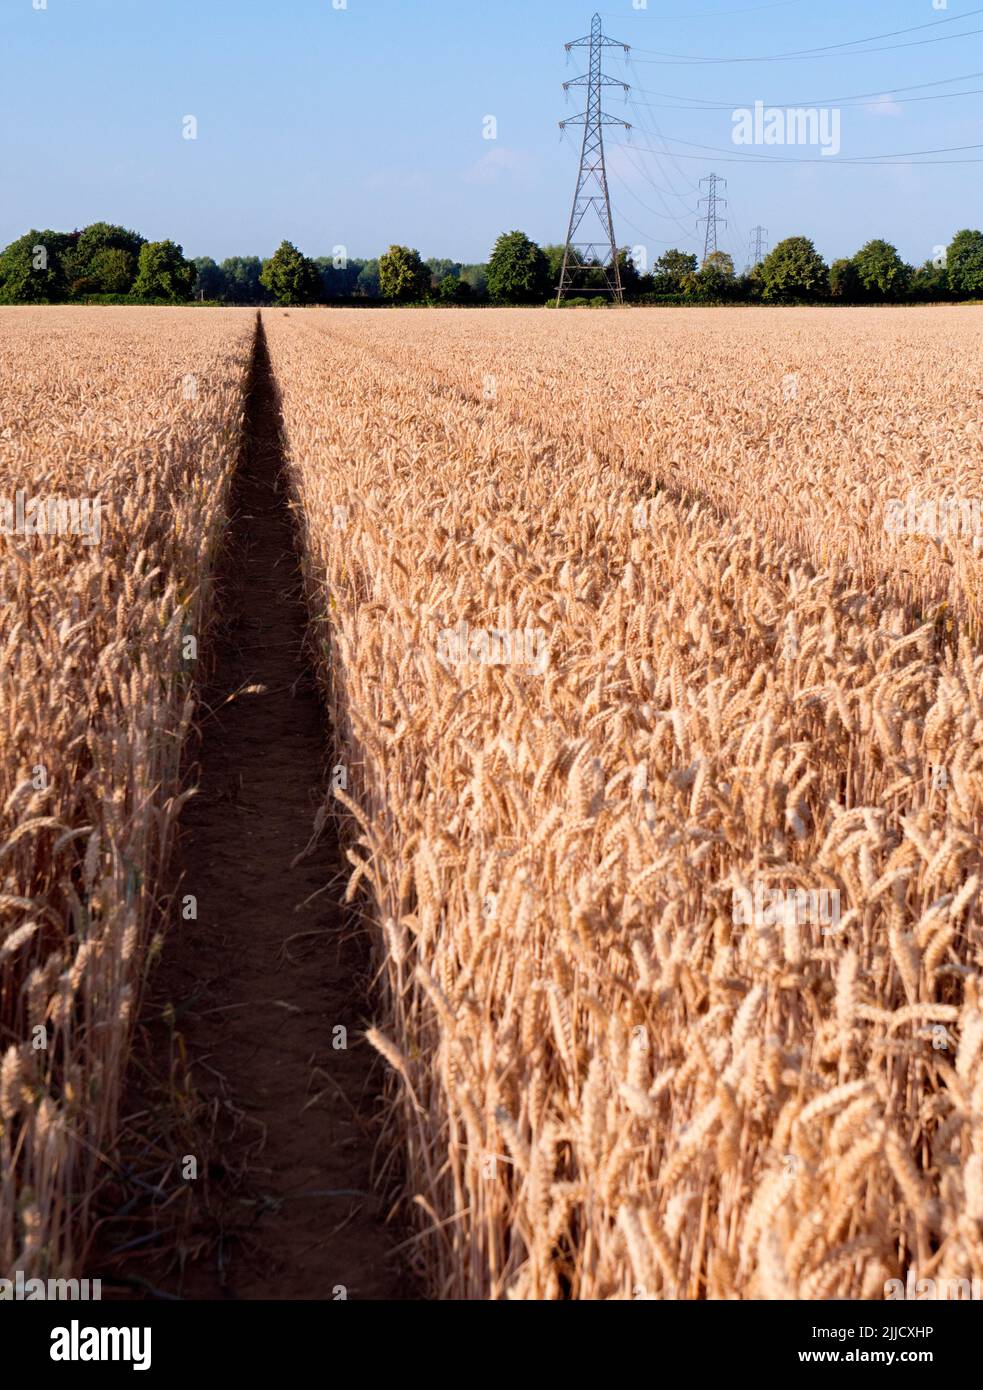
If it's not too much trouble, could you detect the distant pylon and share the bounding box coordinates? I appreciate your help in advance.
[750,225,769,266]
[699,174,728,263]
[556,13,632,305]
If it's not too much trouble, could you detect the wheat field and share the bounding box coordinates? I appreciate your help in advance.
[2,305,983,1301]
[265,306,983,1299]
[0,307,253,1278]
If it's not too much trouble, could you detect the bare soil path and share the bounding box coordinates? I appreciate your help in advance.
[109,317,403,1300]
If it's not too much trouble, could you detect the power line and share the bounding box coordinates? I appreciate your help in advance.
[614,134,983,166]
[579,10,983,272]
[602,0,812,19]
[622,67,983,106]
[611,200,698,250]
[628,13,983,65]
[623,88,745,268]
[618,141,695,204]
[629,5,983,56]
[614,143,700,238]
[627,79,983,113]
[603,91,705,261]
[604,92,704,254]
[626,97,701,193]
[727,199,750,272]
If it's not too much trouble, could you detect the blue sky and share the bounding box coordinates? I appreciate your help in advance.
[0,0,981,269]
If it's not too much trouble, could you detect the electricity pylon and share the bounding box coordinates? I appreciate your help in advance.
[556,13,631,306]
[699,174,728,263]
[750,225,769,267]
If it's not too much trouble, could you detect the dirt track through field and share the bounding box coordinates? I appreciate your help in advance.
[125,317,402,1300]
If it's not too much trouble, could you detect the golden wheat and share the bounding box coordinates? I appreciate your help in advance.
[0,306,253,1278]
[5,303,982,1303]
[264,305,983,1300]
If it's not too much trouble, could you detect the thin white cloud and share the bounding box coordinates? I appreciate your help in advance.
[868,95,903,118]
[462,147,537,187]
[362,167,432,193]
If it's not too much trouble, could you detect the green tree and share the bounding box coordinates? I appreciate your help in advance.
[829,258,861,302]
[378,245,430,302]
[459,263,489,299]
[65,222,144,291]
[132,240,195,301]
[487,230,551,304]
[314,256,363,300]
[946,229,983,297]
[0,230,74,302]
[260,240,321,306]
[745,261,767,302]
[652,249,698,294]
[698,250,736,298]
[851,239,911,300]
[426,258,462,286]
[760,236,828,302]
[87,247,138,295]
[437,275,473,304]
[191,257,226,301]
[735,271,759,303]
[617,248,645,297]
[220,256,267,304]
[910,258,951,302]
[356,259,381,297]
[542,243,577,285]
[552,248,614,296]
[702,251,734,276]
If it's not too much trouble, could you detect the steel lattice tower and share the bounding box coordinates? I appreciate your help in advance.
[699,174,728,263]
[556,13,631,306]
[750,225,769,267]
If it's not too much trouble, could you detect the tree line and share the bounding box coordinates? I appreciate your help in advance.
[488,230,983,305]
[1,221,981,307]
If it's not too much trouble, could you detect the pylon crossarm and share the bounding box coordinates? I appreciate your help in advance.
[560,115,630,129]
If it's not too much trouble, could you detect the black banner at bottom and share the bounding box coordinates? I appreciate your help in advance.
[0,1296,975,1376]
